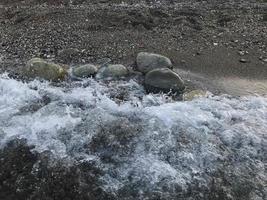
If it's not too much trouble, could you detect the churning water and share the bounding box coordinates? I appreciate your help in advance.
[0,73,266,199]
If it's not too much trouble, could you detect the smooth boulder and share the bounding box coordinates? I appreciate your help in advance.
[72,64,98,78]
[96,64,128,79]
[24,58,67,81]
[136,52,172,74]
[145,68,185,93]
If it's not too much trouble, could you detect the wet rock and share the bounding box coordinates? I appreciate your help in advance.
[145,68,185,93]
[96,64,128,79]
[72,64,98,78]
[183,90,207,101]
[23,58,67,81]
[136,52,172,74]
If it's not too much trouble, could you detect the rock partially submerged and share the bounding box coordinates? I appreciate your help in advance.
[96,64,128,79]
[136,52,172,74]
[145,68,185,93]
[72,64,98,78]
[23,58,67,81]
[22,53,186,96]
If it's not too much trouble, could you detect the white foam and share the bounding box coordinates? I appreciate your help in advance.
[0,74,266,194]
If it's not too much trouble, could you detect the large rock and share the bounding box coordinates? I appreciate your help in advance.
[136,52,172,74]
[145,68,185,93]
[96,64,128,79]
[72,64,98,78]
[24,58,67,81]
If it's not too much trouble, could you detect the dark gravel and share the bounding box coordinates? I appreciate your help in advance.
[0,0,266,79]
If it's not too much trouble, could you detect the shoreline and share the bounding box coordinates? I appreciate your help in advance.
[0,0,266,96]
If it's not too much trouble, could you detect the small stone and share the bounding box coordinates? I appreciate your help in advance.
[23,58,67,81]
[136,52,172,74]
[145,68,185,94]
[238,50,248,56]
[260,57,267,63]
[96,64,128,79]
[72,64,98,78]
[239,58,248,63]
[238,51,245,56]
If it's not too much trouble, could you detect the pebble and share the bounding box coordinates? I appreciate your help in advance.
[239,58,248,63]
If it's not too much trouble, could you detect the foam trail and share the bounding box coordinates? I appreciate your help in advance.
[0,74,266,198]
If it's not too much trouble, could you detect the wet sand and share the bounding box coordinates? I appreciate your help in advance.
[174,46,267,96]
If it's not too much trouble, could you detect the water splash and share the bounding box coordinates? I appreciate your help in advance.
[0,74,266,199]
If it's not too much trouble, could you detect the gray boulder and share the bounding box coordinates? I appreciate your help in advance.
[72,64,98,78]
[96,64,128,79]
[145,68,185,93]
[136,52,172,74]
[23,58,67,81]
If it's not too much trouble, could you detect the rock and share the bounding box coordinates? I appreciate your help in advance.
[136,52,172,74]
[72,64,98,78]
[239,58,248,63]
[24,58,67,81]
[183,90,207,101]
[96,64,128,79]
[145,68,185,93]
[238,50,248,56]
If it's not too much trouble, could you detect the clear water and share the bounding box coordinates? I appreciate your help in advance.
[0,73,266,198]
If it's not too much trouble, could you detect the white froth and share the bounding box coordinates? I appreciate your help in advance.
[0,74,266,194]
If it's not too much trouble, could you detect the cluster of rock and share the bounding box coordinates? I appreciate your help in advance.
[23,52,185,94]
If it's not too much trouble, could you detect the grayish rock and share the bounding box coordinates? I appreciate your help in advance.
[145,68,185,93]
[72,64,98,78]
[23,58,67,81]
[136,52,172,74]
[96,64,128,79]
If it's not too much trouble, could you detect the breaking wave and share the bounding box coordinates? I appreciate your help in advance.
[0,73,266,199]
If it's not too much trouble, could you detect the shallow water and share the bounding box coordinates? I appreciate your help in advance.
[0,73,266,199]
[216,77,267,96]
